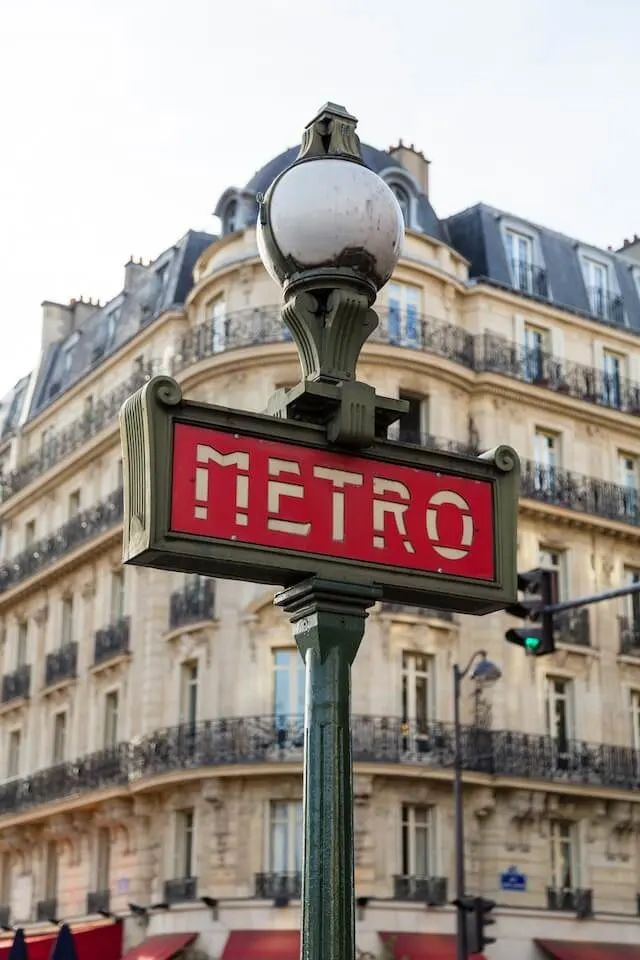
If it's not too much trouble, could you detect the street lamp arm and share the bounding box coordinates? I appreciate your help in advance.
[458,648,488,681]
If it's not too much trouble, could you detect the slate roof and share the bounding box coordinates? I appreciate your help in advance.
[0,374,34,441]
[243,144,447,244]
[445,203,640,333]
[28,229,216,420]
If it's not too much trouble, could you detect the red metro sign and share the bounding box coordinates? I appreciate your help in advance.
[120,378,519,614]
[171,424,495,582]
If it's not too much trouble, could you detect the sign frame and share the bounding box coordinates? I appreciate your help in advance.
[120,376,519,614]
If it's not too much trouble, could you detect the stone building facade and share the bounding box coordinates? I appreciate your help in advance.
[0,137,639,959]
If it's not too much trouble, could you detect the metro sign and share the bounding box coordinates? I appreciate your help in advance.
[120,377,519,614]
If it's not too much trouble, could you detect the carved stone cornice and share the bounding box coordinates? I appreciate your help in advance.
[34,604,49,627]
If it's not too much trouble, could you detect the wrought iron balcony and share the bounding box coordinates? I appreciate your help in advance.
[554,609,590,648]
[510,258,549,299]
[163,877,198,903]
[0,905,9,927]
[94,617,130,666]
[169,578,215,630]
[620,617,640,657]
[588,287,625,326]
[393,875,448,905]
[476,332,640,416]
[87,889,110,914]
[546,886,593,916]
[0,362,157,503]
[45,642,77,687]
[1,664,30,703]
[35,898,57,922]
[0,742,129,816]
[520,460,640,527]
[254,872,302,900]
[0,487,124,595]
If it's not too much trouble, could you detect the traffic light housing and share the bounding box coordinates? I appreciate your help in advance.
[504,568,557,656]
[466,896,497,953]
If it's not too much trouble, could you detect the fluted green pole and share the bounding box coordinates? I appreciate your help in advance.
[275,578,381,960]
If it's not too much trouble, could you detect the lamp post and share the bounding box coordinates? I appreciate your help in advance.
[453,651,501,960]
[257,104,405,960]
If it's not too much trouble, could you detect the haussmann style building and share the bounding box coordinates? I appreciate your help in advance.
[0,136,639,960]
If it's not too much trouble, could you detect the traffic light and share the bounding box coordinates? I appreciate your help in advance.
[504,568,557,656]
[466,897,497,953]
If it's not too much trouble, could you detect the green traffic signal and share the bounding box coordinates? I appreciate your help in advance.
[524,635,540,651]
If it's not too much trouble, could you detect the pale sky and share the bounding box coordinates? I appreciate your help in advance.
[0,0,638,398]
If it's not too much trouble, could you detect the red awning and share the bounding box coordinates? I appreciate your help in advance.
[380,931,486,960]
[537,939,640,960]
[0,921,122,960]
[121,932,198,960]
[220,930,300,960]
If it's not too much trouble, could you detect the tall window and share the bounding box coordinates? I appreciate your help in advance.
[206,297,227,354]
[397,393,429,444]
[401,804,434,877]
[24,520,36,549]
[96,828,111,891]
[269,801,303,874]
[273,649,305,721]
[222,200,238,235]
[584,259,608,318]
[630,690,640,751]
[61,596,74,647]
[104,691,119,748]
[401,652,433,735]
[622,568,640,646]
[16,620,28,668]
[522,323,548,382]
[110,569,125,622]
[387,283,421,347]
[180,661,199,726]
[391,185,410,224]
[506,230,534,293]
[602,349,622,408]
[68,490,81,519]
[7,729,21,778]
[52,712,67,765]
[174,809,195,879]
[45,841,58,900]
[545,677,572,752]
[0,853,10,907]
[619,453,638,518]
[549,821,577,891]
[534,430,559,493]
[539,547,566,600]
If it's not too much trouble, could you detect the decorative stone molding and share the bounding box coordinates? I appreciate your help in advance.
[34,604,49,627]
[586,800,608,844]
[81,575,97,600]
[240,613,260,663]
[603,801,640,861]
[42,814,82,865]
[505,790,537,852]
[354,775,373,800]
[94,798,134,854]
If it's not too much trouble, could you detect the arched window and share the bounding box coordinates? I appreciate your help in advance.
[391,185,410,224]
[223,200,238,235]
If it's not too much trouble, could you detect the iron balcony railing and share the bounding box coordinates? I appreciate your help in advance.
[1,716,638,821]
[163,877,198,903]
[0,487,124,595]
[588,287,625,326]
[45,642,78,687]
[619,616,640,657]
[254,872,302,900]
[520,460,640,527]
[1,663,30,703]
[510,258,549,299]
[35,898,57,922]
[87,889,110,914]
[393,875,448,906]
[546,886,593,916]
[169,578,215,630]
[94,617,130,666]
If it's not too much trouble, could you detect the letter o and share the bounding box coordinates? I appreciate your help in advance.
[426,490,474,561]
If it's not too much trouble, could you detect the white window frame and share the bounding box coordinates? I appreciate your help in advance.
[60,596,74,647]
[386,283,422,347]
[206,297,227,353]
[539,547,566,600]
[273,648,305,720]
[549,820,578,890]
[583,257,609,318]
[397,393,429,443]
[16,620,28,668]
[401,804,435,877]
[6,728,21,779]
[52,711,67,765]
[630,689,640,751]
[110,569,125,622]
[103,689,119,748]
[622,567,640,639]
[179,660,199,726]
[544,675,574,746]
[268,800,303,875]
[401,651,434,733]
[506,229,535,293]
[174,808,195,879]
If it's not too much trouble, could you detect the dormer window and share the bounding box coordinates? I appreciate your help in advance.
[583,258,609,320]
[105,310,119,347]
[391,185,410,225]
[157,262,171,295]
[223,200,238,236]
[504,228,549,298]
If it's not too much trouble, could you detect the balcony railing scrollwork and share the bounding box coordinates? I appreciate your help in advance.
[87,889,110,914]
[0,716,639,820]
[520,460,640,527]
[254,872,302,901]
[35,898,57,922]
[163,877,198,904]
[1,663,30,703]
[393,875,448,906]
[94,617,130,667]
[169,578,215,630]
[45,642,78,687]
[619,616,640,657]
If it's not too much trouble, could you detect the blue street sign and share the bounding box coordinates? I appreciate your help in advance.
[500,866,527,892]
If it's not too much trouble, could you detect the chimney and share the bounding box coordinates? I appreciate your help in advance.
[40,298,96,354]
[124,256,150,293]
[387,140,431,195]
[616,234,640,263]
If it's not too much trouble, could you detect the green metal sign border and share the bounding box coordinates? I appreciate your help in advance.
[120,376,519,614]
